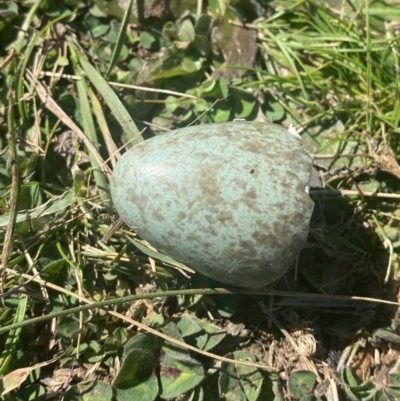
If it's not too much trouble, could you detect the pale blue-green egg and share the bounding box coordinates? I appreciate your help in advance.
[110,121,314,288]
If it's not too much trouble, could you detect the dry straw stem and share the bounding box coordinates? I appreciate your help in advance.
[38,71,198,99]
[25,69,112,177]
[3,269,399,370]
[3,269,273,371]
[310,189,400,199]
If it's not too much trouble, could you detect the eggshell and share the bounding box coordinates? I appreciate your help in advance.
[110,121,314,288]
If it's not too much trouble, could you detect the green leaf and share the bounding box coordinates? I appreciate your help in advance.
[36,258,66,281]
[113,349,159,401]
[288,370,316,398]
[179,19,195,43]
[231,87,257,119]
[214,294,239,318]
[0,189,74,230]
[106,0,133,78]
[140,31,160,50]
[195,15,212,36]
[71,43,143,145]
[176,315,226,351]
[123,333,160,358]
[208,0,227,17]
[113,327,128,345]
[348,380,376,401]
[74,72,110,204]
[342,366,358,387]
[165,96,180,112]
[15,383,45,401]
[219,351,264,401]
[159,349,204,399]
[63,380,113,401]
[375,387,400,401]
[389,373,400,386]
[126,236,195,273]
[0,296,27,375]
[56,317,80,340]
[186,385,204,401]
[0,1,18,32]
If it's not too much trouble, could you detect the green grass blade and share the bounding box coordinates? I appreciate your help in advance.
[106,0,134,79]
[0,296,28,375]
[89,86,120,167]
[69,42,143,146]
[0,189,74,229]
[126,237,195,273]
[74,65,111,204]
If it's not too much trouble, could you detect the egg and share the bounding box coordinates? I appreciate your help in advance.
[110,121,314,288]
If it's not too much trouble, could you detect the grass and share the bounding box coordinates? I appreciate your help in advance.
[1,0,400,400]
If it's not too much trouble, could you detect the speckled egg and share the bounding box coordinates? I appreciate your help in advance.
[110,121,314,288]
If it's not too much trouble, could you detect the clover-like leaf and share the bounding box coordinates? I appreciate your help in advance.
[113,349,159,401]
[219,351,264,401]
[288,370,316,398]
[64,381,113,401]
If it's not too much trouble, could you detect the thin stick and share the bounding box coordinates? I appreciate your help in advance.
[38,71,197,99]
[310,189,400,199]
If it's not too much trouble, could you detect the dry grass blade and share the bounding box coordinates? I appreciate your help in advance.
[1,101,19,300]
[25,69,111,176]
[74,68,111,202]
[4,269,273,371]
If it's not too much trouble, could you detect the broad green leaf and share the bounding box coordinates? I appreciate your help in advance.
[375,387,400,401]
[231,87,257,119]
[186,385,204,401]
[18,182,42,210]
[176,315,226,351]
[179,19,195,43]
[165,96,180,112]
[159,349,204,399]
[36,258,66,281]
[213,294,239,318]
[140,31,160,50]
[113,349,158,401]
[208,0,227,17]
[63,380,113,401]
[0,1,18,32]
[195,15,212,36]
[123,333,160,358]
[288,370,316,398]
[389,373,400,386]
[219,351,264,401]
[15,383,45,401]
[56,317,80,340]
[113,327,128,345]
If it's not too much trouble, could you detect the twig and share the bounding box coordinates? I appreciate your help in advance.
[3,269,274,371]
